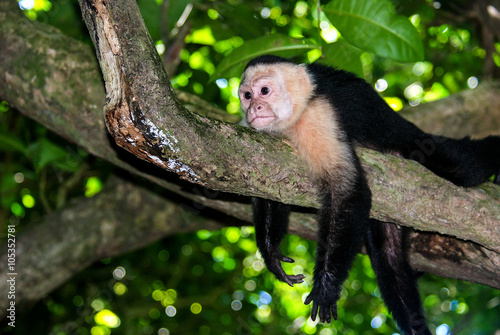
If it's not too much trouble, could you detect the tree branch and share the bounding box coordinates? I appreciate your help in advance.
[0,175,223,317]
[0,174,498,318]
[399,81,500,138]
[0,0,499,313]
[78,0,500,248]
[79,0,315,204]
[0,0,499,247]
[1,1,498,245]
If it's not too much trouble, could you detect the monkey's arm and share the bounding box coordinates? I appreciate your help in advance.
[304,177,371,323]
[253,198,305,286]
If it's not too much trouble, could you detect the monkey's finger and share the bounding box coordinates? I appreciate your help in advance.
[272,248,294,263]
[292,274,306,282]
[325,307,332,324]
[283,277,295,287]
[318,307,326,323]
[332,305,338,320]
[280,255,295,263]
[275,267,295,287]
[286,274,305,286]
[310,302,319,322]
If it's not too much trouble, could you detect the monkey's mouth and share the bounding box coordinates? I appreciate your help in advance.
[248,115,275,128]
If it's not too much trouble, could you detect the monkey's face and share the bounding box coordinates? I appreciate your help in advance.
[239,68,293,133]
[239,63,313,134]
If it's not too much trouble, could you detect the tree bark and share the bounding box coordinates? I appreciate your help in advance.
[399,82,500,138]
[80,0,500,244]
[0,175,222,317]
[0,0,499,316]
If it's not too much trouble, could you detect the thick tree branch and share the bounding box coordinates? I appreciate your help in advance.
[408,231,500,289]
[0,175,222,318]
[1,1,498,245]
[0,175,498,318]
[0,0,499,312]
[400,82,500,138]
[1,0,499,247]
[78,0,500,248]
[79,0,314,205]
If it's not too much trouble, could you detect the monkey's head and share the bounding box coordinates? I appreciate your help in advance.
[239,57,313,134]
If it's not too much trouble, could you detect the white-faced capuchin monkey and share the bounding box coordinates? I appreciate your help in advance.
[238,55,500,335]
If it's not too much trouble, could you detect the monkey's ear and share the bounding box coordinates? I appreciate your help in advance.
[285,64,313,109]
[298,64,312,87]
[289,64,313,94]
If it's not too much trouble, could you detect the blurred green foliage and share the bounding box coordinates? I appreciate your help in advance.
[2,0,500,334]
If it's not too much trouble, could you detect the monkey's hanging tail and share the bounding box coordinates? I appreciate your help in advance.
[365,220,432,335]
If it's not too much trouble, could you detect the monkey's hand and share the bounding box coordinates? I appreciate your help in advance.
[265,247,305,287]
[304,278,339,323]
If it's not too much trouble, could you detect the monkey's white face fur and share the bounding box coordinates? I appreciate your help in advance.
[239,63,313,134]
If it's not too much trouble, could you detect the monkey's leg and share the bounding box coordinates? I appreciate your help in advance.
[354,105,500,187]
[304,179,370,323]
[366,220,431,335]
[370,118,500,187]
[400,134,500,187]
[253,198,306,286]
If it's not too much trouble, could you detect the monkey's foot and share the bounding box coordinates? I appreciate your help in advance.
[266,248,305,287]
[304,282,339,323]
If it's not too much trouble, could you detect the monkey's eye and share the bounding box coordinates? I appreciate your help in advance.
[261,87,270,95]
[244,92,252,100]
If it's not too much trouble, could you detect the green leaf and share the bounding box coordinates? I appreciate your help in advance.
[28,138,70,171]
[323,0,424,62]
[0,133,28,154]
[211,34,317,81]
[320,40,364,77]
